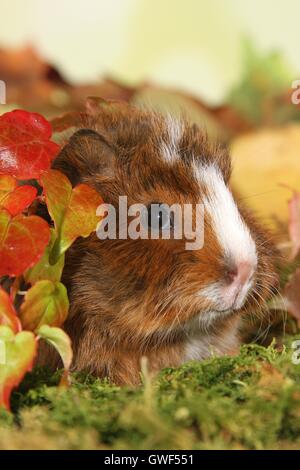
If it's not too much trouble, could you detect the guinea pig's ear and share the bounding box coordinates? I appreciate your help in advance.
[52,128,116,186]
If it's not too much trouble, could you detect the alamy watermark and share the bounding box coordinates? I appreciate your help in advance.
[291,340,300,365]
[0,80,6,104]
[291,80,300,105]
[96,197,205,250]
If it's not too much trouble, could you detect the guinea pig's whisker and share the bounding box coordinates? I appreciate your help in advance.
[247,287,268,316]
[253,284,269,301]
[255,322,272,344]
[247,304,270,343]
[247,277,284,344]
[256,278,283,305]
[237,189,280,203]
[255,280,288,338]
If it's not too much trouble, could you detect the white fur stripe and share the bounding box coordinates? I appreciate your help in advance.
[197,165,257,265]
[160,116,182,163]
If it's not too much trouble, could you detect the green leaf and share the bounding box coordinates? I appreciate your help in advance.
[24,229,65,284]
[0,326,37,410]
[37,325,73,386]
[20,280,69,331]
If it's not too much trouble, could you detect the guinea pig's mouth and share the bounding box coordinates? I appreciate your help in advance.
[199,276,255,317]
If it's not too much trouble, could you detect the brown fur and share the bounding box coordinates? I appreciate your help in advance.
[37,103,278,385]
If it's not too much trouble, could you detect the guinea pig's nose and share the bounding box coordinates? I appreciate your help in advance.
[224,260,254,286]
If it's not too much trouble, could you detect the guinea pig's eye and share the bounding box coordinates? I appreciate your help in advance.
[147,202,174,231]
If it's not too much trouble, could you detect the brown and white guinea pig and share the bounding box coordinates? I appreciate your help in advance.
[39,101,278,385]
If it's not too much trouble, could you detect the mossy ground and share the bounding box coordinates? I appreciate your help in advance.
[1,337,300,450]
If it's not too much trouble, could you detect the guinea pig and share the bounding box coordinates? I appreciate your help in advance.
[39,101,278,385]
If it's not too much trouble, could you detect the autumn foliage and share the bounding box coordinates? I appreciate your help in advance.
[0,109,103,410]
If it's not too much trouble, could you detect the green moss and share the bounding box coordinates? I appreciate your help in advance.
[0,338,300,449]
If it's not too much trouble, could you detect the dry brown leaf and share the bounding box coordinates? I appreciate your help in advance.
[230,124,300,229]
[0,46,48,82]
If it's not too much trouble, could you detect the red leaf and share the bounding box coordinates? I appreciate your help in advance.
[0,185,37,216]
[0,209,50,277]
[0,288,21,333]
[285,268,300,326]
[0,110,60,179]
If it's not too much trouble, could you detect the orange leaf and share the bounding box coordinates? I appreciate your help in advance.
[0,288,21,333]
[0,175,16,198]
[0,209,50,277]
[40,170,103,261]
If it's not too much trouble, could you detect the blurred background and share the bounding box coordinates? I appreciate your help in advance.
[1,0,300,103]
[0,0,300,228]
